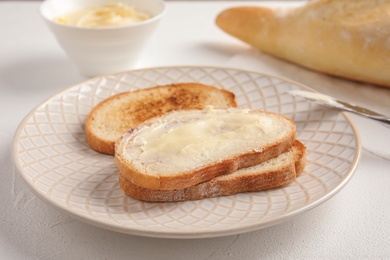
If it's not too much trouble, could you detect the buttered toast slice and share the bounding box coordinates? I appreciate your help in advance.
[115,108,296,191]
[216,0,390,88]
[119,140,306,202]
[85,83,237,155]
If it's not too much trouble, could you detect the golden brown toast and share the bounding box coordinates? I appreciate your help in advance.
[85,83,237,155]
[119,140,306,202]
[115,108,296,191]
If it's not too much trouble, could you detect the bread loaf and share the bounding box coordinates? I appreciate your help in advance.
[216,0,390,88]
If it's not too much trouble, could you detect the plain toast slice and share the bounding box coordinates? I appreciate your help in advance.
[85,83,237,155]
[115,108,296,191]
[119,140,306,202]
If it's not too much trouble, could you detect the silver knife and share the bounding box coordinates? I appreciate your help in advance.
[288,90,390,127]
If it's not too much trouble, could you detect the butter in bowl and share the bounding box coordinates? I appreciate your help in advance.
[40,0,165,77]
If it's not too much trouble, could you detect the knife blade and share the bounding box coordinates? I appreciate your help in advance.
[288,90,390,127]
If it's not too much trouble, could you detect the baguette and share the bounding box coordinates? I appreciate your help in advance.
[85,83,237,155]
[115,108,296,191]
[119,140,306,202]
[216,0,390,88]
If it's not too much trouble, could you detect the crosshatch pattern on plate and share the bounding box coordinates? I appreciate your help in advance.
[14,67,359,237]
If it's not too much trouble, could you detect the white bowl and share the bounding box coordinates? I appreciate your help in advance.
[40,0,165,77]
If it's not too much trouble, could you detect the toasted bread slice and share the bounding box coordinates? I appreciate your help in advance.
[115,108,296,191]
[85,83,237,155]
[119,140,306,202]
[216,1,390,88]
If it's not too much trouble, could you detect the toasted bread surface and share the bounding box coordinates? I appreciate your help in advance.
[85,83,237,155]
[115,108,296,191]
[119,140,306,202]
[216,1,390,88]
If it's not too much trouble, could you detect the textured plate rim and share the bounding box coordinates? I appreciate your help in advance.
[12,65,362,239]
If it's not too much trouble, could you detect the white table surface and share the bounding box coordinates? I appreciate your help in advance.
[1,1,390,259]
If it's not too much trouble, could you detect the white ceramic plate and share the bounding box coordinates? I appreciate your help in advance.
[13,66,361,238]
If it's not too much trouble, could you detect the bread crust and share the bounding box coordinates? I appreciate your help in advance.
[115,109,296,191]
[216,1,390,88]
[85,83,237,155]
[119,141,306,202]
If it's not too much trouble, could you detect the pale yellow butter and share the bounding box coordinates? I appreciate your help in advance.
[123,109,287,175]
[55,2,151,28]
